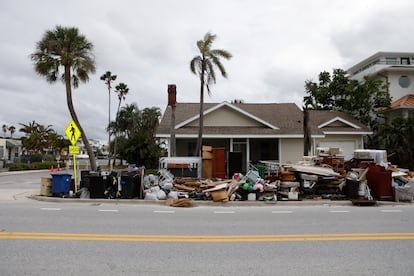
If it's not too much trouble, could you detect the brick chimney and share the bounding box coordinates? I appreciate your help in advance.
[168,84,176,106]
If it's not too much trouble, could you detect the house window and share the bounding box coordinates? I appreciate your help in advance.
[401,57,410,65]
[399,75,411,88]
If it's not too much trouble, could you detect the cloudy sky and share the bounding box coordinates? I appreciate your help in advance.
[1,0,413,143]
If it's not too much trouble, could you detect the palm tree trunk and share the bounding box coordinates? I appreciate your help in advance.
[195,74,205,157]
[64,66,97,171]
[112,100,122,168]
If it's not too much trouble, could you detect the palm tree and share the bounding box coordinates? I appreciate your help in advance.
[112,83,129,167]
[19,121,39,137]
[2,124,7,138]
[31,25,98,170]
[100,71,117,161]
[190,32,232,156]
[8,126,16,138]
[141,107,161,141]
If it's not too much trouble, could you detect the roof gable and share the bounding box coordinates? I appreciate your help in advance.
[175,102,279,129]
[318,116,361,129]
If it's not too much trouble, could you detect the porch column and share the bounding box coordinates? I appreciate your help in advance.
[246,138,250,169]
[230,138,233,152]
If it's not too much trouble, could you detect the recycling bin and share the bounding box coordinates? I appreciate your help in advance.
[51,173,72,196]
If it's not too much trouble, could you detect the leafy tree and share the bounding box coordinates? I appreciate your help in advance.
[304,68,391,129]
[377,115,414,170]
[190,32,232,156]
[31,25,98,170]
[109,104,162,169]
[100,71,117,160]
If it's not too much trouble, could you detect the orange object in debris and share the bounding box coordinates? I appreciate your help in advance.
[50,165,54,172]
[167,163,190,169]
[57,164,61,171]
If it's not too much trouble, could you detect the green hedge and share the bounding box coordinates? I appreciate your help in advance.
[8,161,64,171]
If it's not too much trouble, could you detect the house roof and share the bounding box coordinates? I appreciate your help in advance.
[307,110,371,135]
[156,102,372,138]
[347,51,414,76]
[390,94,414,108]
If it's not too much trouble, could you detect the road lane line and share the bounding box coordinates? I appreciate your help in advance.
[329,210,350,213]
[1,232,414,243]
[98,209,119,212]
[40,208,61,211]
[380,210,402,213]
[271,211,293,214]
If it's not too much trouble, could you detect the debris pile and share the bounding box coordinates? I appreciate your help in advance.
[141,148,413,204]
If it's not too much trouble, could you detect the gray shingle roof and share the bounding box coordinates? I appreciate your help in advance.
[156,102,371,137]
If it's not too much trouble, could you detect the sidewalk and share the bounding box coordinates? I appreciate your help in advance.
[0,169,410,206]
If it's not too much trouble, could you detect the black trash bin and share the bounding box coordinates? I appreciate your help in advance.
[120,171,142,199]
[345,178,360,199]
[88,174,106,198]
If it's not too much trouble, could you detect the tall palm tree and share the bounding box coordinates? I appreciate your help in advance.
[112,83,129,166]
[100,71,117,160]
[2,124,7,138]
[8,126,16,138]
[31,25,98,170]
[190,32,232,156]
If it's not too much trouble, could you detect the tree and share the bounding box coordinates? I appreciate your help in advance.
[112,82,129,166]
[100,71,117,162]
[8,126,16,137]
[31,25,98,170]
[109,104,162,169]
[378,115,414,170]
[190,32,232,156]
[304,68,391,129]
[2,124,7,138]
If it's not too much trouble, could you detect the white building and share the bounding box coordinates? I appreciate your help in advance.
[0,138,22,168]
[347,52,414,102]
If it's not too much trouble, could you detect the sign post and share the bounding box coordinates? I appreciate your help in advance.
[65,120,81,193]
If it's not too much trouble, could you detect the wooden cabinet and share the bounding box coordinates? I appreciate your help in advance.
[213,147,226,179]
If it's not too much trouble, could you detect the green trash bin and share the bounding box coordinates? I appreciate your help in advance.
[256,164,265,178]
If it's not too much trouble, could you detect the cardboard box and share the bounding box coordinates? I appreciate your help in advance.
[40,177,52,196]
[202,145,213,152]
[202,151,213,159]
[211,189,228,202]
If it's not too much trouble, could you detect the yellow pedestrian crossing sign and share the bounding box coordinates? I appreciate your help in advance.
[65,120,81,145]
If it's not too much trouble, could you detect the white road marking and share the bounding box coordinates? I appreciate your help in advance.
[214,211,235,214]
[98,209,119,212]
[271,211,293,214]
[380,209,402,213]
[40,207,61,211]
[153,210,175,214]
[329,210,350,213]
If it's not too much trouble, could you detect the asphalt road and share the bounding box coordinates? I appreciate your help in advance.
[1,170,414,275]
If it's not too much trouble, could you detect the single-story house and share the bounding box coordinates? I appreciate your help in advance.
[0,138,22,168]
[156,101,372,175]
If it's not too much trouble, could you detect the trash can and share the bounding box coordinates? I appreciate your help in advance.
[51,173,72,196]
[88,175,106,198]
[120,171,142,199]
[345,178,359,199]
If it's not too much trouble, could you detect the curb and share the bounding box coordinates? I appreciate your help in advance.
[28,194,410,207]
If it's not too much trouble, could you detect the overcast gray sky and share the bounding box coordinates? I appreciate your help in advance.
[1,0,413,143]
